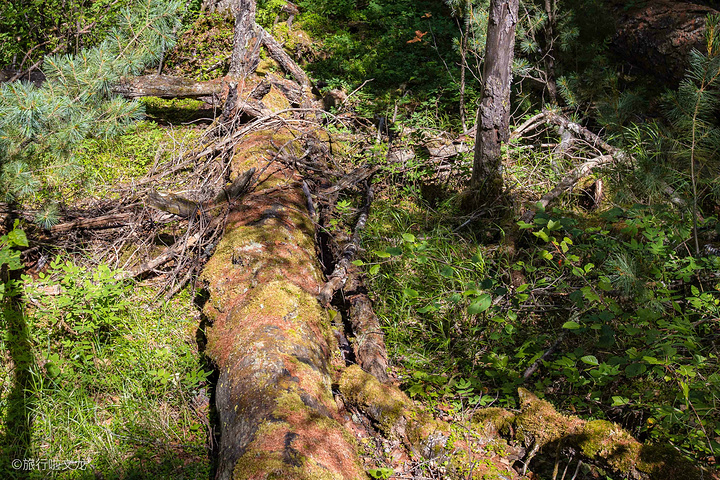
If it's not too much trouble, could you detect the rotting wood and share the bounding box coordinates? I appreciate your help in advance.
[200,128,365,480]
[343,270,390,384]
[318,179,374,306]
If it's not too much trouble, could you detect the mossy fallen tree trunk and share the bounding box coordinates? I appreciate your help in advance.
[200,128,365,480]
[473,388,715,480]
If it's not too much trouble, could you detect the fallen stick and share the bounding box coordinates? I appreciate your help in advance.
[50,212,133,233]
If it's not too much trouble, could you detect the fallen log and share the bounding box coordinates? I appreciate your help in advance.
[200,128,364,480]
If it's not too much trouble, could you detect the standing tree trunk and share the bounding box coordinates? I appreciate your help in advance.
[542,0,558,104]
[469,0,519,201]
[229,0,261,76]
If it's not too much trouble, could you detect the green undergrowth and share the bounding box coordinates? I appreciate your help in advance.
[70,118,200,201]
[0,254,211,479]
[363,188,720,471]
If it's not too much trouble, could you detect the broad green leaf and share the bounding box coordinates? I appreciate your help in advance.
[401,233,416,243]
[468,294,492,314]
[403,288,419,298]
[369,264,380,275]
[581,355,599,366]
[534,229,550,242]
[642,356,663,365]
[386,247,403,256]
[517,220,534,229]
[351,259,364,266]
[374,250,391,258]
[562,321,581,330]
[440,265,454,278]
[7,228,28,247]
[625,363,647,377]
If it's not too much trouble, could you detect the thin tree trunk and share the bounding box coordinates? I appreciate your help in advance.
[470,0,520,200]
[459,5,470,133]
[543,0,558,104]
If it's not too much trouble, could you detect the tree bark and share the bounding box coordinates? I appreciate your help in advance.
[542,0,557,104]
[609,0,717,86]
[470,0,520,201]
[112,74,225,99]
[229,0,262,76]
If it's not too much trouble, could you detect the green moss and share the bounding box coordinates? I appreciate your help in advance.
[339,365,407,438]
[514,388,580,448]
[262,85,292,114]
[471,408,515,437]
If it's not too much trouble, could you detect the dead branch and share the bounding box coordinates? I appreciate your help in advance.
[50,212,134,234]
[521,154,614,222]
[521,332,566,383]
[112,74,225,99]
[319,165,379,198]
[258,25,311,88]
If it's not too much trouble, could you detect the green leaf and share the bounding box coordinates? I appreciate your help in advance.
[374,250,391,258]
[440,265,454,278]
[625,363,647,377]
[403,288,419,298]
[369,264,380,275]
[417,303,438,313]
[581,286,600,303]
[611,396,630,406]
[351,259,364,266]
[516,283,529,293]
[402,233,416,243]
[534,229,550,242]
[7,228,28,247]
[642,356,664,365]
[517,220,534,229]
[581,355,599,366]
[562,321,581,330]
[386,247,403,256]
[468,294,492,314]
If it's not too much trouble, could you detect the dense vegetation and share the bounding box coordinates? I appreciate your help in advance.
[1,0,719,478]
